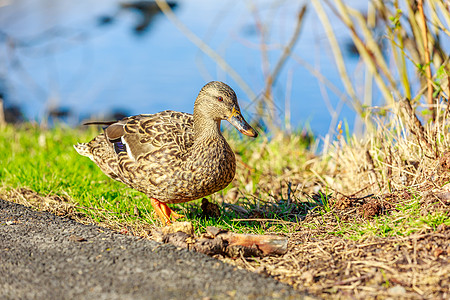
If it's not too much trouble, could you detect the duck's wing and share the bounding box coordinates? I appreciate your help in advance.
[104,110,194,161]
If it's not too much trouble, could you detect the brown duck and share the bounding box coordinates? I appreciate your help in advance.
[74,81,257,224]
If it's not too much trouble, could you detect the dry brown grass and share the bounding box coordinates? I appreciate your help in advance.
[227,225,449,299]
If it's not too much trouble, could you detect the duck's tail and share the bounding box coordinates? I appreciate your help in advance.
[73,143,91,158]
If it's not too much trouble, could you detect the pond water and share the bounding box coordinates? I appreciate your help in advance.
[0,0,365,136]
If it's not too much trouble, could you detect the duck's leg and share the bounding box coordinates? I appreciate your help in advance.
[169,209,185,221]
[150,198,185,225]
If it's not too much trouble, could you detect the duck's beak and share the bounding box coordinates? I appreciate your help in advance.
[227,107,258,138]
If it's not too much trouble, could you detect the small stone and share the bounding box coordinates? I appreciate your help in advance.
[68,235,87,242]
[133,206,140,216]
[434,248,445,258]
[300,271,314,284]
[206,226,226,237]
[161,221,193,236]
[225,188,239,203]
[436,192,450,201]
[388,285,406,295]
[436,224,447,232]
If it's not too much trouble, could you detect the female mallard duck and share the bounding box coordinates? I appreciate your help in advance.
[74,81,257,224]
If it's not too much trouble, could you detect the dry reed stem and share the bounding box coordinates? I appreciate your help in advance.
[345,5,395,87]
[311,0,365,119]
[328,0,396,106]
[0,98,5,128]
[431,0,450,36]
[417,0,435,116]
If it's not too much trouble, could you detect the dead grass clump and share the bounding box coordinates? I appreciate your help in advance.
[315,100,450,200]
[231,131,320,198]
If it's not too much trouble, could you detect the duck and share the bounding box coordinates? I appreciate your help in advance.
[74,81,258,225]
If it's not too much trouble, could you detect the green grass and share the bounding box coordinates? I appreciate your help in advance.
[0,124,312,234]
[1,124,154,225]
[1,124,448,238]
[304,195,450,241]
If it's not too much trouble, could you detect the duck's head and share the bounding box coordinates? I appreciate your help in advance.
[194,81,258,138]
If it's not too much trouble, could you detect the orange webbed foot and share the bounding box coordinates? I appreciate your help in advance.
[150,198,185,225]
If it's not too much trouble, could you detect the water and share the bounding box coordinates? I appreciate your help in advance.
[0,0,364,136]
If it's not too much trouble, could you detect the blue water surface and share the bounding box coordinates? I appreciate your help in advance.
[0,0,366,136]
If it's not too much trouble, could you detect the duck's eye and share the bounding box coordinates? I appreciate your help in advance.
[217,96,223,102]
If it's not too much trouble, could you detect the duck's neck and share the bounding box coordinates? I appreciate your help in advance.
[193,110,223,141]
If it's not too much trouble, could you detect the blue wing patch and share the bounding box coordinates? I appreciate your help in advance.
[110,138,126,154]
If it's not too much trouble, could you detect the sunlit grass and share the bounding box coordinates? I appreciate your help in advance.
[1,123,448,240]
[0,123,311,235]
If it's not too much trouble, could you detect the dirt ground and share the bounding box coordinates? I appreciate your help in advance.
[228,221,450,299]
[222,192,450,300]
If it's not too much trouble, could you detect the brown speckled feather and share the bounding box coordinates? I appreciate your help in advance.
[74,81,257,205]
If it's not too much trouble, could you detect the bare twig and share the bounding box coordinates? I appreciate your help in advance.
[262,5,307,127]
[231,218,297,225]
[154,0,256,101]
[154,225,288,258]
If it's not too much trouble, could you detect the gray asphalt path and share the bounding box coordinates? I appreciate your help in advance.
[0,199,310,299]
